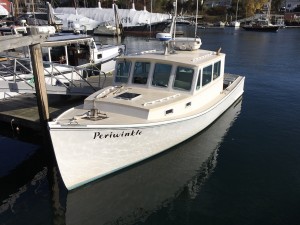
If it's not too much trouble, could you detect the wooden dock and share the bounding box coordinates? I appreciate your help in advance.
[0,75,114,134]
[0,93,84,132]
[0,30,113,138]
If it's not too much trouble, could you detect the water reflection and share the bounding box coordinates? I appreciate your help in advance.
[63,98,243,225]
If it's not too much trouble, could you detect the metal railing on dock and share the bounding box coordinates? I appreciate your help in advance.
[0,54,112,98]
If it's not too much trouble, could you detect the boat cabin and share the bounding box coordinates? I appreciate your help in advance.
[40,34,97,67]
[84,48,226,121]
[113,49,224,95]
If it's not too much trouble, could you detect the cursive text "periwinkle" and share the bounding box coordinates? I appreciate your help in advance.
[93,130,142,139]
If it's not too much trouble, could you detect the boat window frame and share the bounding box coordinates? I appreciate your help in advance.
[114,60,132,84]
[151,63,172,88]
[173,66,194,91]
[213,61,221,80]
[48,46,67,64]
[132,61,151,85]
[202,64,213,87]
[196,68,202,90]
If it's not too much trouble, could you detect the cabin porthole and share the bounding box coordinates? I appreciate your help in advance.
[165,109,173,115]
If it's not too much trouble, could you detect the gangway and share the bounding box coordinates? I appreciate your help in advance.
[0,54,112,99]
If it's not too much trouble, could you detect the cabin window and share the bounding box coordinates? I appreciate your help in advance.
[152,63,172,88]
[202,65,212,87]
[115,61,131,83]
[132,61,150,85]
[42,47,50,66]
[213,61,221,80]
[65,44,90,66]
[196,69,202,90]
[49,46,66,64]
[173,66,194,91]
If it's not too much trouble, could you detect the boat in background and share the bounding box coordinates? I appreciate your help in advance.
[227,0,240,27]
[122,20,170,37]
[0,33,125,99]
[93,21,121,36]
[242,17,280,32]
[229,20,240,27]
[242,0,279,32]
[93,3,123,37]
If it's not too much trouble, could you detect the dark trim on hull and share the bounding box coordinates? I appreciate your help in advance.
[242,26,279,32]
[123,21,170,36]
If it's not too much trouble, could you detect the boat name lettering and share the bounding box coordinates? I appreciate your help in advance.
[93,130,142,139]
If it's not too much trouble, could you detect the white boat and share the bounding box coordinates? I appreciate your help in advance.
[229,20,240,27]
[48,36,245,190]
[170,37,202,50]
[65,99,242,224]
[0,34,125,99]
[40,34,125,74]
[227,0,240,27]
[93,21,121,36]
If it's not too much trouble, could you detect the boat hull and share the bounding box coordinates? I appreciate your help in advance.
[49,77,245,190]
[65,100,242,225]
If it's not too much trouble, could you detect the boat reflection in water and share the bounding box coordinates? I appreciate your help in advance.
[65,98,243,225]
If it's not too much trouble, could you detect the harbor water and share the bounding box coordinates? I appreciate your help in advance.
[1,27,300,225]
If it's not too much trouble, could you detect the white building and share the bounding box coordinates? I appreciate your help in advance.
[204,0,232,8]
[284,0,300,11]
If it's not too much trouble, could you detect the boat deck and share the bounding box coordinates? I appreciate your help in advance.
[52,74,244,127]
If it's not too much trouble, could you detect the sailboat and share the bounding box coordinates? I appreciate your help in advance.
[156,0,201,50]
[228,0,240,27]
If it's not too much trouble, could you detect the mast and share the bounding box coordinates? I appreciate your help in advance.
[113,2,122,36]
[173,0,177,39]
[235,0,239,21]
[267,0,272,19]
[194,0,198,39]
[15,0,19,18]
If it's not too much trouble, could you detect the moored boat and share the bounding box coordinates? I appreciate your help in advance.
[0,33,125,99]
[65,99,242,224]
[48,36,245,190]
[242,1,280,32]
[242,18,280,32]
[93,21,121,36]
[122,21,170,36]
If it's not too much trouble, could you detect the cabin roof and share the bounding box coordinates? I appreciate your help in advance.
[117,48,225,67]
[41,34,93,47]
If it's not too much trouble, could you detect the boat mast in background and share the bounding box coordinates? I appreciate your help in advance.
[194,0,198,39]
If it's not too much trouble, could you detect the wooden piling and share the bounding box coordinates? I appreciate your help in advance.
[28,28,50,125]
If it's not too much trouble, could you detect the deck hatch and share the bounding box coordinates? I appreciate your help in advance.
[115,92,141,100]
